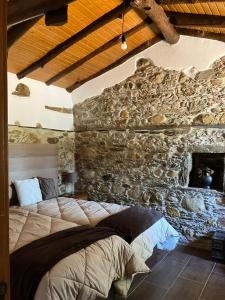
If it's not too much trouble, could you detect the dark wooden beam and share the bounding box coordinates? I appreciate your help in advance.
[16,2,131,79]
[131,0,179,44]
[45,5,68,26]
[66,36,162,93]
[157,0,225,4]
[8,16,41,49]
[177,27,225,43]
[8,0,75,26]
[167,12,225,28]
[46,21,147,85]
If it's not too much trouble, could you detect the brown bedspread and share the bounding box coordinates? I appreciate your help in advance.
[10,225,121,300]
[97,205,163,243]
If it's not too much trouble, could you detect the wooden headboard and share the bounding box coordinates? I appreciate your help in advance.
[8,144,58,203]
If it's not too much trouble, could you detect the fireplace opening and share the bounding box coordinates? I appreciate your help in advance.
[189,153,225,192]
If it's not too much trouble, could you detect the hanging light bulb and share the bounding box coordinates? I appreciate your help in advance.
[121,33,127,50]
[120,0,128,51]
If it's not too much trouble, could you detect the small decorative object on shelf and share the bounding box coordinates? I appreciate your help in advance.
[197,166,214,189]
[212,231,225,262]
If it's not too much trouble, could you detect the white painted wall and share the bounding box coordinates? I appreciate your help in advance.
[72,35,225,104]
[8,72,74,131]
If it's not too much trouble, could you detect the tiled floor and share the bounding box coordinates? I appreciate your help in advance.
[127,246,225,300]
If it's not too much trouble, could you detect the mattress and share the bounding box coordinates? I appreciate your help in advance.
[18,197,180,260]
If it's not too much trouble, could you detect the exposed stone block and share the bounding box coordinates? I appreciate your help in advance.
[182,195,206,212]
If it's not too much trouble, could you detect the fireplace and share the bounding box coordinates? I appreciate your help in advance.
[189,153,225,192]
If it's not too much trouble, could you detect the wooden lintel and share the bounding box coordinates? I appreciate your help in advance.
[8,16,41,49]
[167,11,225,28]
[131,0,179,44]
[177,27,225,43]
[46,21,147,85]
[66,36,162,93]
[8,0,75,26]
[16,2,131,79]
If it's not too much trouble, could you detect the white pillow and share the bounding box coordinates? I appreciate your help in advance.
[14,178,43,206]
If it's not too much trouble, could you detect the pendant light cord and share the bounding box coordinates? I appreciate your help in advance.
[122,0,125,35]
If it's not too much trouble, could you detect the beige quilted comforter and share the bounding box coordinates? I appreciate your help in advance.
[9,207,149,300]
[21,197,155,260]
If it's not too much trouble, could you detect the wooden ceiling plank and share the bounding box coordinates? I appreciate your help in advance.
[45,21,147,85]
[66,35,162,93]
[8,16,42,49]
[193,3,204,14]
[131,0,179,44]
[215,2,225,15]
[16,2,131,80]
[177,3,186,13]
[167,11,225,27]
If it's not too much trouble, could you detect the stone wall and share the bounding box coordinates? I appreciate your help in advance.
[74,57,225,249]
[8,126,75,195]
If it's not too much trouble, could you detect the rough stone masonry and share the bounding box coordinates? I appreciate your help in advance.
[74,56,225,249]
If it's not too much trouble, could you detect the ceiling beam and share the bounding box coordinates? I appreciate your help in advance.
[16,2,131,80]
[8,16,42,49]
[46,10,225,86]
[8,0,75,26]
[131,0,179,44]
[66,36,162,93]
[177,27,225,43]
[45,5,68,26]
[167,12,225,27]
[46,21,148,86]
[157,0,225,4]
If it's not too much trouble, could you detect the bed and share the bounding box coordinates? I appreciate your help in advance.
[9,143,179,300]
[18,196,180,260]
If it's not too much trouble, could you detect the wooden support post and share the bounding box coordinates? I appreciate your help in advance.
[131,0,179,44]
[0,1,9,300]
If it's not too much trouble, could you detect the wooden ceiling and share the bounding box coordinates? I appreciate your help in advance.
[7,0,225,93]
